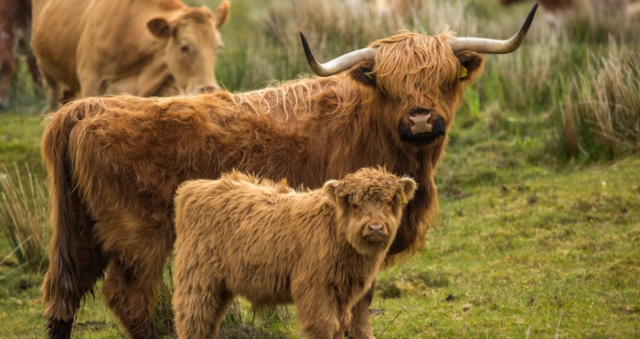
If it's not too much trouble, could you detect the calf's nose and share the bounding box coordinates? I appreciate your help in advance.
[368,224,384,236]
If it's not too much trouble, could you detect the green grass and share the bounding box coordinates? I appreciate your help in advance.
[0,114,45,177]
[370,157,640,338]
[4,152,636,338]
[1,0,639,337]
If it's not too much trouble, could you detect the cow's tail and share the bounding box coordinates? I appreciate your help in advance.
[40,100,90,322]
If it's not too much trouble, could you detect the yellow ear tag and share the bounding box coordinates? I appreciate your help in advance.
[459,66,468,78]
[401,191,407,205]
[365,72,374,80]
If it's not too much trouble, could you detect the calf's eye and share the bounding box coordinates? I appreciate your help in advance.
[180,45,190,53]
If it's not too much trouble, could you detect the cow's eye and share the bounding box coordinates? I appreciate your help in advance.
[351,203,359,210]
[180,45,190,53]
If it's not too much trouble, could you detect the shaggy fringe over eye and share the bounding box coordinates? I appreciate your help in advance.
[369,31,460,110]
[340,167,400,205]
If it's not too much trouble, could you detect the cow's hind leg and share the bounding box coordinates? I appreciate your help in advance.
[40,69,62,112]
[26,55,42,91]
[0,36,16,109]
[43,227,108,339]
[101,232,173,339]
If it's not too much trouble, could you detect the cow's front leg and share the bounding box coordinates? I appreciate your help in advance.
[347,280,375,339]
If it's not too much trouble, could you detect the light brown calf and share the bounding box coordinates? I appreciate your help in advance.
[172,168,417,339]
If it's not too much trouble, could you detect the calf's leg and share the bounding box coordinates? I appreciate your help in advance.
[296,293,342,339]
[347,280,376,339]
[173,278,235,338]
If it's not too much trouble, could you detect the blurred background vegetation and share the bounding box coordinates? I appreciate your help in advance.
[1,0,638,337]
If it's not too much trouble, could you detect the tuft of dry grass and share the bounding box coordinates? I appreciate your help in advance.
[564,0,640,44]
[559,41,640,159]
[0,163,50,274]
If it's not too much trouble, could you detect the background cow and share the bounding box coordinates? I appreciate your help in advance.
[0,0,41,109]
[172,168,416,339]
[31,0,230,111]
[500,0,638,27]
[40,7,536,339]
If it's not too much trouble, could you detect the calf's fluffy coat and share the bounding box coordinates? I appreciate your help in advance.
[172,168,417,339]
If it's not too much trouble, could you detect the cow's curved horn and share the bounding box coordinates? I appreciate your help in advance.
[448,3,538,54]
[300,32,376,77]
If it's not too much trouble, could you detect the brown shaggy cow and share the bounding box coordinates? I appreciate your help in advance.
[0,0,41,108]
[40,6,537,339]
[500,0,638,27]
[172,168,416,339]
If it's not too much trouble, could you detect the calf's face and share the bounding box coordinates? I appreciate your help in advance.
[324,169,417,256]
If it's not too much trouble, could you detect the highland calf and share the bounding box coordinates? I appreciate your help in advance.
[172,168,416,339]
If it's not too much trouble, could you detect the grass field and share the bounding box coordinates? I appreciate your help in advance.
[1,0,639,338]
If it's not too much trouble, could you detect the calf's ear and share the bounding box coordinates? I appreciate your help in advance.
[213,0,230,28]
[399,178,417,203]
[456,51,485,85]
[323,180,342,205]
[147,18,172,39]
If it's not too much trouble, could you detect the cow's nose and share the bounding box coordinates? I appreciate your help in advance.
[408,109,439,134]
[368,224,384,235]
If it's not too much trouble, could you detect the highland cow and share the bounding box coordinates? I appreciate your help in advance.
[40,6,537,339]
[172,168,416,339]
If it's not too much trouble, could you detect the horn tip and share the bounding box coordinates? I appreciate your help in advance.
[299,32,314,64]
[527,3,539,23]
[518,3,538,38]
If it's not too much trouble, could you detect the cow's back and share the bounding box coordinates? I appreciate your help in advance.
[32,0,185,94]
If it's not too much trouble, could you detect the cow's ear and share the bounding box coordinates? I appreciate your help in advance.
[323,180,342,205]
[147,18,172,39]
[456,51,485,85]
[213,0,230,28]
[398,177,417,203]
[348,61,377,88]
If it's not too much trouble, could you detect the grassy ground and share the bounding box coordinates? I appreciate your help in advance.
[2,145,638,338]
[1,0,639,337]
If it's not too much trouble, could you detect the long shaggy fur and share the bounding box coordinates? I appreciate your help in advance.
[172,168,416,339]
[41,31,485,338]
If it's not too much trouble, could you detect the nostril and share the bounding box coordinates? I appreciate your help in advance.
[408,108,435,119]
[368,224,383,232]
[200,86,216,94]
